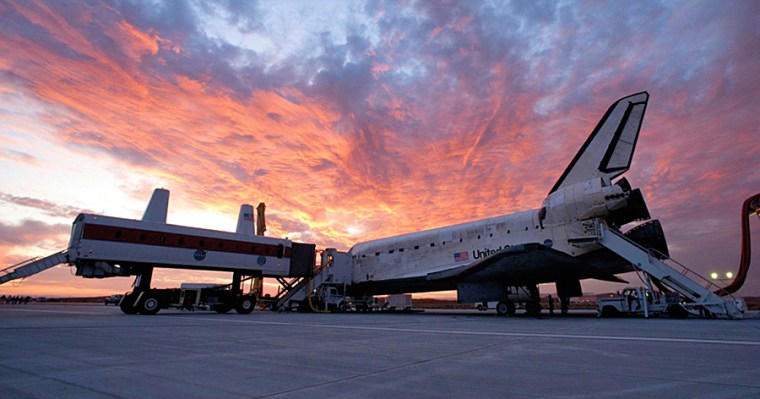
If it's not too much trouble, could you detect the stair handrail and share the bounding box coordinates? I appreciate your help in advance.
[1,256,43,274]
[1,249,69,275]
[648,248,733,300]
[600,223,732,302]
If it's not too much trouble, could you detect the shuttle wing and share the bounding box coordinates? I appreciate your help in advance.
[549,92,649,194]
[426,244,625,284]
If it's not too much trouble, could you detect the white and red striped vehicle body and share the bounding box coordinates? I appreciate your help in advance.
[67,213,314,277]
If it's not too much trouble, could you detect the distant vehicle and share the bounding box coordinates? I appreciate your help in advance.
[476,301,496,311]
[597,287,684,318]
[284,283,379,313]
[104,295,122,305]
[117,283,257,315]
[380,294,412,311]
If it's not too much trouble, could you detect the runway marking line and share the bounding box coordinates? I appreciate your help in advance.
[0,307,106,315]
[5,308,759,347]
[184,316,760,347]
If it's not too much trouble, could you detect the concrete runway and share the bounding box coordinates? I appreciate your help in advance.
[2,303,760,398]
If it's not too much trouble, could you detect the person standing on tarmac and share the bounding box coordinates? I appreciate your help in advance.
[548,295,554,315]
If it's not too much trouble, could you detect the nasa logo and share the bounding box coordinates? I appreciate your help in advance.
[194,249,207,261]
[257,256,267,266]
[543,239,553,248]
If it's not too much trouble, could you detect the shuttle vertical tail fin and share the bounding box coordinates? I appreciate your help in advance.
[550,92,649,194]
[236,204,255,235]
[142,188,170,223]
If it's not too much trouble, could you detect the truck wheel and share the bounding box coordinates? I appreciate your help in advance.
[525,301,542,316]
[214,304,232,314]
[338,302,348,312]
[496,301,515,316]
[600,306,620,318]
[667,304,688,319]
[139,293,161,315]
[236,296,255,314]
[120,293,139,315]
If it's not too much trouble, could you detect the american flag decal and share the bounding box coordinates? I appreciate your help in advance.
[454,251,469,262]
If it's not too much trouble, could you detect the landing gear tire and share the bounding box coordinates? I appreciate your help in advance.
[139,293,161,315]
[119,293,139,315]
[496,301,516,316]
[236,296,255,314]
[525,301,542,316]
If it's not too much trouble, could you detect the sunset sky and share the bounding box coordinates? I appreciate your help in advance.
[1,0,759,298]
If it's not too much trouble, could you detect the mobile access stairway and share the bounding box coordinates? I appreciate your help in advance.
[276,248,353,311]
[0,251,70,285]
[595,222,746,318]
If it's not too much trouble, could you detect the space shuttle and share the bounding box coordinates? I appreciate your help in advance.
[339,92,666,314]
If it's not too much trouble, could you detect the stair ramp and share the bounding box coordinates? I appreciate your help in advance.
[276,265,331,311]
[0,251,70,285]
[596,222,745,319]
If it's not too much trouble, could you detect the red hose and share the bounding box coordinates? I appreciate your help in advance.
[714,193,760,296]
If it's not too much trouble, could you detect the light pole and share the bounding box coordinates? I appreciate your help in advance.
[710,271,733,282]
